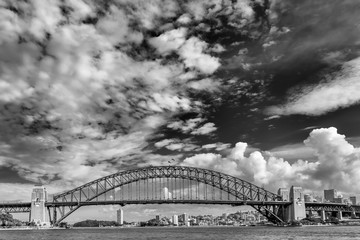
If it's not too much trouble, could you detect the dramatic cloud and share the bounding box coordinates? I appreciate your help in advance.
[3,0,360,208]
[183,127,360,194]
[303,127,360,191]
[0,0,228,189]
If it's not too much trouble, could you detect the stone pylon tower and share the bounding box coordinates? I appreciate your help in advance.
[30,185,49,226]
[289,186,306,221]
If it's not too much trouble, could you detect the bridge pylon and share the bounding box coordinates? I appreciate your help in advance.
[289,186,306,221]
[30,185,50,227]
[277,186,306,223]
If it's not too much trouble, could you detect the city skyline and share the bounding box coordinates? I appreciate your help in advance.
[1,0,360,222]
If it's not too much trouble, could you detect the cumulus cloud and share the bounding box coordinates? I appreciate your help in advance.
[148,28,187,55]
[266,57,360,116]
[154,138,199,152]
[190,122,217,135]
[303,127,360,190]
[150,32,222,74]
[269,143,316,161]
[167,117,204,133]
[182,153,240,175]
[120,0,179,30]
[210,44,226,53]
[177,14,192,24]
[179,37,221,74]
[183,127,360,194]
[188,78,221,92]
[167,118,217,136]
[96,6,143,45]
[154,139,176,148]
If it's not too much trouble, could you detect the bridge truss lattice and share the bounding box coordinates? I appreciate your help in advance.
[50,166,288,224]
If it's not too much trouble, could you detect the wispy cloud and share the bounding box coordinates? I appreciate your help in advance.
[167,118,217,136]
[266,57,360,116]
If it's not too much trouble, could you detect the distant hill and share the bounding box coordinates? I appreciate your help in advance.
[0,213,23,227]
[73,219,120,227]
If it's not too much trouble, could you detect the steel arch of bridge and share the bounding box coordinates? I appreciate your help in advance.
[51,165,286,224]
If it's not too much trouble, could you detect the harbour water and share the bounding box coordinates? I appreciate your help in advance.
[1,226,360,240]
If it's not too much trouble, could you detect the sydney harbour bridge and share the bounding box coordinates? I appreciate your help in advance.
[1,165,360,225]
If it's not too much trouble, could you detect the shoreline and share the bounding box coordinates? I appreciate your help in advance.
[2,222,360,231]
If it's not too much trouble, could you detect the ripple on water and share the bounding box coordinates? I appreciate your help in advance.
[1,226,360,240]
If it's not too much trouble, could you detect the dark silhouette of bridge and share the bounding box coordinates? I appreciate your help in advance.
[1,166,360,225]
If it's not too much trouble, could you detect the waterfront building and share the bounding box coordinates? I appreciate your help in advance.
[117,209,124,225]
[172,215,178,226]
[181,213,189,226]
[350,196,357,205]
[278,188,289,201]
[324,189,337,202]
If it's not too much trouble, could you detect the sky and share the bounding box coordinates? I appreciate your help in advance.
[2,0,360,222]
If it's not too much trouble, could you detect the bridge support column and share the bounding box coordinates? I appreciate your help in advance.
[277,188,290,222]
[320,210,326,221]
[53,207,57,225]
[337,211,343,221]
[351,211,356,219]
[30,185,50,227]
[289,186,306,222]
[307,210,313,218]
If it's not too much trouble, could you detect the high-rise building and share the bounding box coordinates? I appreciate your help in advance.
[117,209,124,225]
[324,189,337,202]
[314,196,323,203]
[222,213,228,219]
[182,213,189,226]
[278,188,289,201]
[350,196,357,205]
[30,185,50,226]
[172,215,178,226]
[304,194,312,202]
[156,215,160,221]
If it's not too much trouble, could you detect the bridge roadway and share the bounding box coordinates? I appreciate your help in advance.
[2,201,360,213]
[0,202,32,213]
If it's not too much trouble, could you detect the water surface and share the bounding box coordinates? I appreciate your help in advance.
[1,226,360,240]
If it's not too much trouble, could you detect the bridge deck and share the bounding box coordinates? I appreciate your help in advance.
[0,202,31,213]
[46,200,291,207]
[1,201,359,209]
